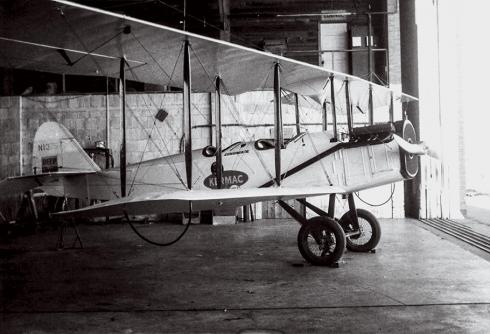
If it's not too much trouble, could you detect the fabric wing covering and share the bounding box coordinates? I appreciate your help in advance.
[54,186,346,219]
[0,0,416,111]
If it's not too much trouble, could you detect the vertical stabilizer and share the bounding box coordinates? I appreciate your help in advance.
[32,122,101,174]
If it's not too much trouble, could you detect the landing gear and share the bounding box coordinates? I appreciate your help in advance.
[339,209,381,252]
[297,216,345,266]
[279,192,382,266]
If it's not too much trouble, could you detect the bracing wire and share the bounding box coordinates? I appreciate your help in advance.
[169,43,185,84]
[130,32,175,85]
[186,43,277,180]
[219,68,278,183]
[188,43,215,92]
[122,90,187,190]
[122,40,192,190]
[59,10,107,77]
[70,30,124,66]
[128,122,155,196]
[155,0,262,51]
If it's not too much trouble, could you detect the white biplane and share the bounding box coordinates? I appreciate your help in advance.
[0,0,426,266]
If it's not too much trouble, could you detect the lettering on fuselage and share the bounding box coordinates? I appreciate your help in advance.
[224,150,249,156]
[37,142,59,153]
[204,170,249,189]
[41,156,58,173]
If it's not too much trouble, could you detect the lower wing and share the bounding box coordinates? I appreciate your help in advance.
[54,186,346,219]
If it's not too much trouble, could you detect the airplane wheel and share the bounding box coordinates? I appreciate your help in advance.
[339,209,381,252]
[297,216,346,266]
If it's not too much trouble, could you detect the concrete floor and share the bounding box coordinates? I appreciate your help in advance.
[1,218,490,333]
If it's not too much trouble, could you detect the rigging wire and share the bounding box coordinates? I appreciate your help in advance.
[127,122,155,195]
[122,43,191,189]
[169,42,185,85]
[130,32,176,85]
[186,43,276,176]
[219,69,278,183]
[155,0,263,51]
[70,30,125,66]
[58,9,107,77]
[123,92,187,189]
[188,43,215,92]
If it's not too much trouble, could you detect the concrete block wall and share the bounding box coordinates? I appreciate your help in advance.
[0,96,21,178]
[21,95,112,174]
[11,92,213,175]
[387,0,402,86]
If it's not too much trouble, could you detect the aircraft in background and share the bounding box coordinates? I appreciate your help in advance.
[0,0,426,266]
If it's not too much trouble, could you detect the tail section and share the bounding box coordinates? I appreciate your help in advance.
[32,122,101,174]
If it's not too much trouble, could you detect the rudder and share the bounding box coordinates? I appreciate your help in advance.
[32,122,101,174]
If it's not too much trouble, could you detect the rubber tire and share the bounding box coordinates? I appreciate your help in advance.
[339,209,381,252]
[297,216,346,266]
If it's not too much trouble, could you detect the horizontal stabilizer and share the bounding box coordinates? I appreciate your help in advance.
[0,171,95,198]
[54,186,346,219]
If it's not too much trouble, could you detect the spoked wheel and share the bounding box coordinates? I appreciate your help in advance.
[297,216,346,266]
[339,209,381,252]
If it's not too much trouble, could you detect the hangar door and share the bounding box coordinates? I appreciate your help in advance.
[319,23,349,73]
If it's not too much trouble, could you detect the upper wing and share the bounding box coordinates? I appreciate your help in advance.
[54,186,346,219]
[0,171,95,197]
[0,0,417,106]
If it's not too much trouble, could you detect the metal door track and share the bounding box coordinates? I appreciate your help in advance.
[419,218,490,254]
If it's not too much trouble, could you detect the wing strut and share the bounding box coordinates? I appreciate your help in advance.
[215,76,223,189]
[345,79,353,135]
[389,91,394,123]
[183,39,192,189]
[367,12,374,125]
[330,74,338,142]
[294,93,301,136]
[368,84,374,125]
[119,57,127,197]
[322,100,328,132]
[273,62,283,186]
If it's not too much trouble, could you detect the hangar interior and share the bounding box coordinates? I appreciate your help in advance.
[1,1,489,333]
[0,0,463,221]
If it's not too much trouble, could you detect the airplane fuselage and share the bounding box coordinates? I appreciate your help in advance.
[59,130,406,202]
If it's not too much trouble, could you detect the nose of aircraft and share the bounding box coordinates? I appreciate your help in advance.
[394,119,420,179]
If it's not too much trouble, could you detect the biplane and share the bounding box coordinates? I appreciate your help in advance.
[0,0,426,266]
